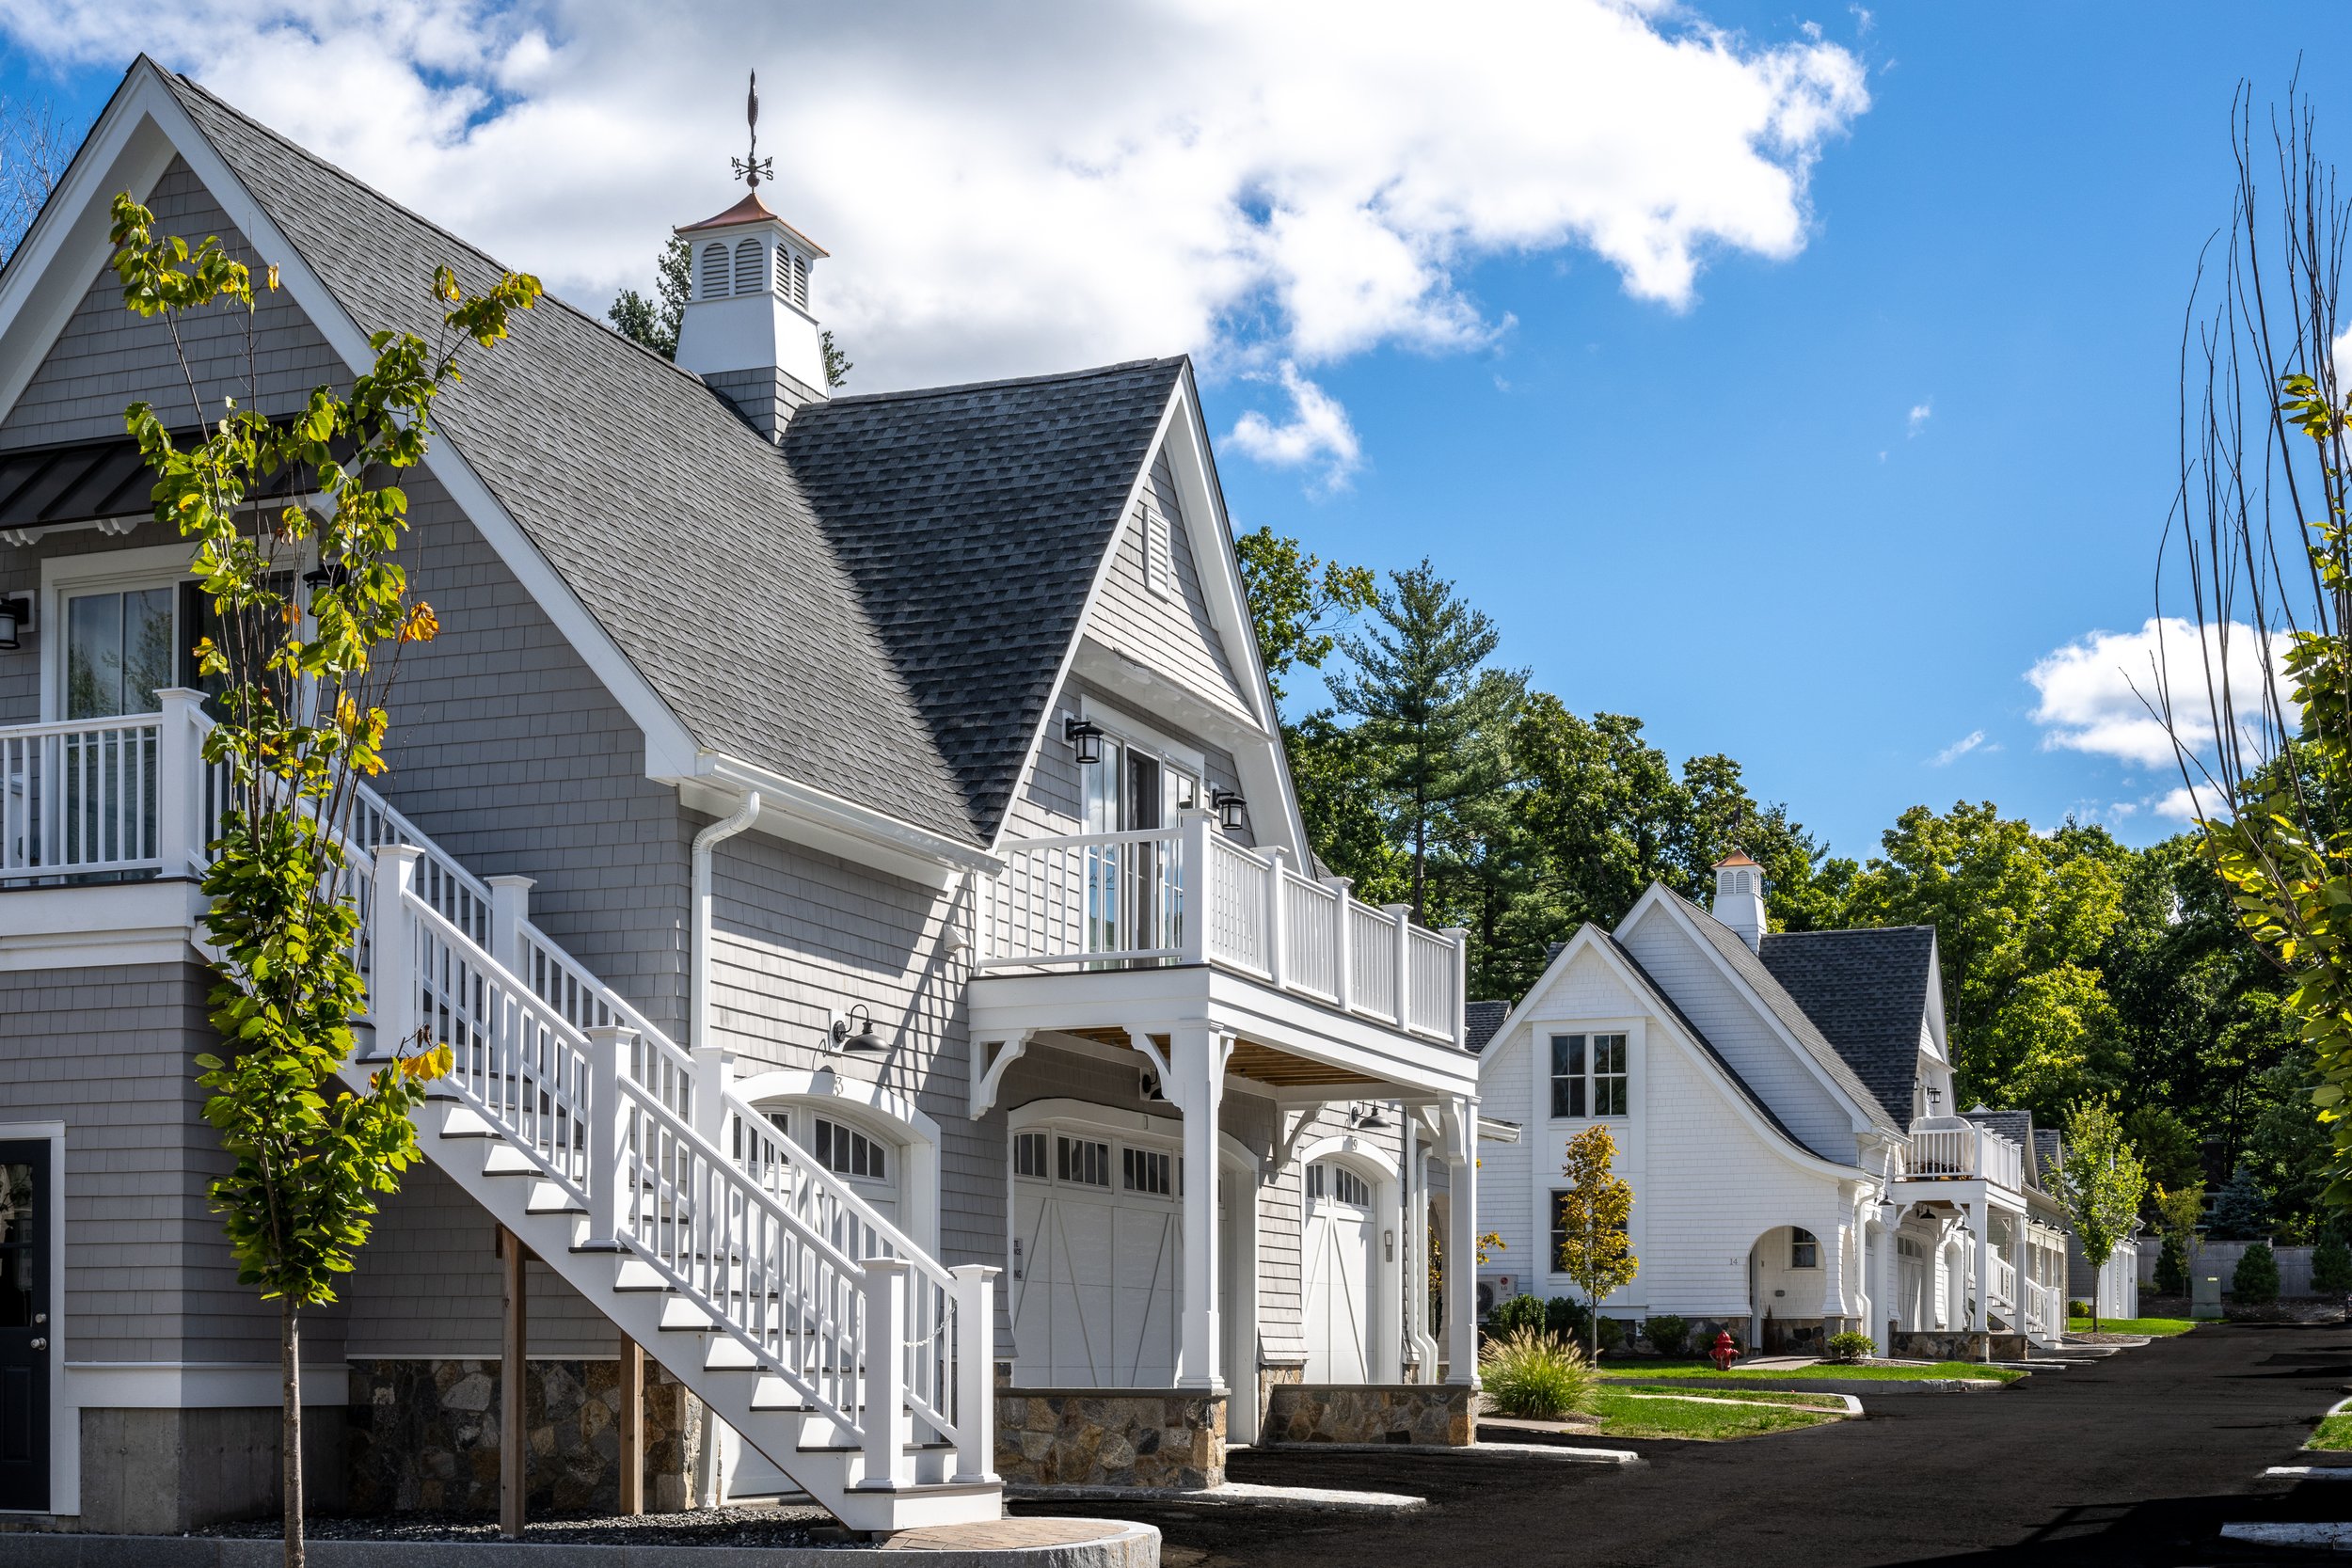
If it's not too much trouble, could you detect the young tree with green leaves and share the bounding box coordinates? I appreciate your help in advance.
[111,192,533,1567]
[2042,1099,2148,1333]
[2152,1179,2206,1297]
[1554,1125,1638,1358]
[1234,527,1376,705]
[1327,560,1524,924]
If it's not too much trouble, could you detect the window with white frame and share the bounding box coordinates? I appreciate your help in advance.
[1122,1146,1172,1196]
[766,1109,891,1189]
[1057,1135,1111,1188]
[1789,1227,1820,1269]
[1307,1162,1371,1208]
[1013,1131,1049,1179]
[1549,1033,1629,1119]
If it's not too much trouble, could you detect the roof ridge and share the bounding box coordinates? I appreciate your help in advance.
[818,356,1187,407]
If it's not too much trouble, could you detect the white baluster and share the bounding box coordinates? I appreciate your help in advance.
[154,689,206,876]
[586,1025,635,1248]
[1267,848,1291,992]
[948,1264,999,1483]
[373,845,423,1059]
[860,1258,912,1489]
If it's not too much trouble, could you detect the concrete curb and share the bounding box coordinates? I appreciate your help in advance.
[1600,1374,2010,1396]
[1009,1481,1423,1514]
[1607,1389,1866,1418]
[0,1522,1161,1568]
[1273,1439,1641,1464]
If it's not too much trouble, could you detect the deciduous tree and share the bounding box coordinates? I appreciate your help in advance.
[2042,1099,2147,1333]
[1554,1125,1638,1357]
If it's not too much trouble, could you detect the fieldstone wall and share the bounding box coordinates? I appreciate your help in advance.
[995,1389,1226,1490]
[1887,1330,2028,1363]
[1760,1316,1827,1355]
[1265,1383,1473,1446]
[346,1358,702,1514]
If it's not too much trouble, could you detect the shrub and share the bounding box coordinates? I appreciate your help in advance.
[1544,1296,1592,1344]
[2233,1241,2280,1304]
[1477,1328,1597,1419]
[2314,1234,2352,1296]
[1490,1293,1548,1333]
[1643,1314,1689,1357]
[1597,1316,1627,1353]
[2153,1235,2188,1295]
[1825,1331,1876,1364]
[2068,1300,2090,1320]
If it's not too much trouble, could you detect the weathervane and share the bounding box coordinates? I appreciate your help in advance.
[730,70,774,188]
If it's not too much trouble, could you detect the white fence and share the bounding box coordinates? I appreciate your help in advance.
[981,811,1468,1046]
[1900,1117,2025,1192]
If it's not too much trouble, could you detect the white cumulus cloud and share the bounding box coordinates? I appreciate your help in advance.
[0,0,1868,477]
[1226,363,1362,489]
[2026,615,2294,771]
[1928,729,1984,766]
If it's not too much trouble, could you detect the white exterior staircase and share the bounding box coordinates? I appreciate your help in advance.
[12,694,1006,1532]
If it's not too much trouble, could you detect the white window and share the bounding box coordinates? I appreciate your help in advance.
[1549,1033,1628,1119]
[1789,1227,1820,1269]
[1122,1146,1172,1196]
[1141,499,1173,600]
[699,242,732,299]
[733,237,767,296]
[1013,1130,1049,1179]
[1307,1163,1371,1208]
[812,1115,885,1182]
[1057,1135,1110,1188]
[64,584,175,719]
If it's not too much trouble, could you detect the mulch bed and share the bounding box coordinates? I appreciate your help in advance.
[196,1504,849,1548]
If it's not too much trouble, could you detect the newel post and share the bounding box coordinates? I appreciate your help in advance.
[1331,877,1356,1013]
[585,1025,636,1248]
[487,874,535,971]
[860,1259,913,1491]
[152,688,206,877]
[372,845,423,1059]
[1442,927,1469,1046]
[1266,847,1291,990]
[947,1265,1000,1484]
[1385,904,1413,1029]
[1179,809,1214,966]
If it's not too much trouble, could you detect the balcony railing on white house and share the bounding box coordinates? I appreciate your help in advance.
[1899,1116,2025,1191]
[980,812,1469,1047]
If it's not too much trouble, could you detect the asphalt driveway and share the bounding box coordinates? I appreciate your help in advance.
[1013,1323,2352,1567]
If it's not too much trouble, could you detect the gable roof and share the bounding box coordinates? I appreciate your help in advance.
[2032,1128,2063,1189]
[1463,1000,1509,1054]
[143,65,1196,849]
[1669,895,1903,1136]
[1602,933,1804,1148]
[1757,926,1938,1129]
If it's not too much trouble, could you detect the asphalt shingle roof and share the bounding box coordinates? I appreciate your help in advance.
[1963,1108,2042,1189]
[1756,926,1939,1130]
[160,68,1184,847]
[1676,898,1904,1136]
[1603,933,1805,1148]
[1463,1001,1509,1055]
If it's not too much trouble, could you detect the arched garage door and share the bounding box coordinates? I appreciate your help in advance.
[1302,1159,1375,1383]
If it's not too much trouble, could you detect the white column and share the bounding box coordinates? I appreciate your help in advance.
[1179,811,1214,965]
[1372,1136,1404,1385]
[153,688,206,876]
[1266,847,1291,990]
[487,874,534,972]
[1442,927,1469,1046]
[1442,1097,1479,1386]
[372,845,422,1059]
[2007,1212,2028,1337]
[585,1025,635,1247]
[1169,1022,1230,1392]
[1387,906,1413,1028]
[692,1044,737,1148]
[1406,1119,1438,1379]
[948,1265,999,1484]
[1819,1208,1851,1328]
[1971,1212,1991,1334]
[1870,1205,1898,1354]
[1331,877,1356,1013]
[859,1259,912,1489]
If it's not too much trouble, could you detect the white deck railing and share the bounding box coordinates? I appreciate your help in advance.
[1899,1117,2025,1191]
[980,811,1469,1046]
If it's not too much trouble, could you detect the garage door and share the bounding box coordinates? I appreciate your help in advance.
[1302,1161,1375,1383]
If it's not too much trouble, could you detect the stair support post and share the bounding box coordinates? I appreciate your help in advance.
[947,1265,1000,1484]
[860,1259,913,1492]
[499,1225,529,1539]
[373,846,423,1058]
[585,1025,637,1247]
[617,1335,644,1516]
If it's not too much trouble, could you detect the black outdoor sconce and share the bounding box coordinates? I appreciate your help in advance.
[1065,717,1104,766]
[0,595,30,652]
[1213,788,1247,831]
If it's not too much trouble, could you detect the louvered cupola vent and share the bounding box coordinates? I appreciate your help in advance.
[673,187,832,441]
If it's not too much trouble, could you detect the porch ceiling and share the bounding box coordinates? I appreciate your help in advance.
[1061,1026,1386,1089]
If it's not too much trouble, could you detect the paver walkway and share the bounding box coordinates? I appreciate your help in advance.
[1015,1322,2352,1566]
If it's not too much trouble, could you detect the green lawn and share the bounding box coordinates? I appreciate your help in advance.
[2308,1414,2352,1450]
[1598,1358,2025,1385]
[1581,1387,1840,1440]
[1607,1383,1850,1410]
[2067,1316,2196,1338]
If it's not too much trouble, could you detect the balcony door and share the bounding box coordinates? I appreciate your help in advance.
[1081,731,1198,959]
[0,1143,51,1513]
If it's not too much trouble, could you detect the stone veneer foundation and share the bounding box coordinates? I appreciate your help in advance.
[1264,1383,1473,1446]
[346,1358,703,1514]
[995,1389,1226,1490]
[1888,1330,2028,1363]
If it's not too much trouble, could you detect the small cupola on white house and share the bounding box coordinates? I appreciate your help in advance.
[673,189,830,437]
[1711,851,1767,952]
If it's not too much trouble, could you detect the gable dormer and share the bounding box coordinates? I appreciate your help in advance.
[674,190,831,439]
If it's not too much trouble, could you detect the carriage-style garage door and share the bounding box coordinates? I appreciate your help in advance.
[1302,1160,1375,1383]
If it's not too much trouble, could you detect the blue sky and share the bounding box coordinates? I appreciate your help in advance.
[0,4,2335,861]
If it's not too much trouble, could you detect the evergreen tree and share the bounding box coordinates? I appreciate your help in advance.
[608,236,691,359]
[2208,1165,2271,1241]
[2313,1232,2352,1296]
[820,328,852,389]
[2154,1233,2189,1294]
[1327,560,1524,924]
[2232,1239,2280,1304]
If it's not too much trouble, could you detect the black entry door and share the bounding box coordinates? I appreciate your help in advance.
[0,1142,50,1513]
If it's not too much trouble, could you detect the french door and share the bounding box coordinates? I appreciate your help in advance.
[0,1142,51,1513]
[1081,735,1199,958]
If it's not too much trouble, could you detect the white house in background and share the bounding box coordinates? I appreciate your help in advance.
[1470,854,2074,1360]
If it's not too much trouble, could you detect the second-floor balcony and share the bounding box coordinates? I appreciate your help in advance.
[1898,1115,2025,1192]
[978,815,1467,1050]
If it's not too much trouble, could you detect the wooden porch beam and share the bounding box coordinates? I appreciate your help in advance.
[500,1225,528,1540]
[617,1335,644,1516]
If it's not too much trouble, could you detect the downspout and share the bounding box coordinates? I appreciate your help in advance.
[688,789,758,1508]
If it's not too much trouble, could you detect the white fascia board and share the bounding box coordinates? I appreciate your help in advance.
[1477,1117,1522,1144]
[1071,638,1269,754]
[0,879,205,971]
[64,1361,352,1408]
[694,754,998,885]
[1618,886,1890,1139]
[64,65,703,784]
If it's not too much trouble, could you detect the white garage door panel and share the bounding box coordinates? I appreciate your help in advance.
[1303,1183,1375,1384]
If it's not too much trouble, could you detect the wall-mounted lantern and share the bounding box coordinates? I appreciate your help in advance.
[1212,788,1247,831]
[0,594,32,652]
[1064,717,1104,766]
[829,1004,886,1053]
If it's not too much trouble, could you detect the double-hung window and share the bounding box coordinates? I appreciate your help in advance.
[1550,1032,1629,1118]
[1789,1227,1820,1269]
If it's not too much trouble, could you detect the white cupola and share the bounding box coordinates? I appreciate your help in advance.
[1710,851,1767,952]
[673,190,830,436]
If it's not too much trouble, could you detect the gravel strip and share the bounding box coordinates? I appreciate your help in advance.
[194,1505,849,1548]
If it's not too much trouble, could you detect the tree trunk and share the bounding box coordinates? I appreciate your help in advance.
[282,1298,303,1568]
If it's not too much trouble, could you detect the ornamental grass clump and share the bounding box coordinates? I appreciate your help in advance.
[1478,1327,1597,1420]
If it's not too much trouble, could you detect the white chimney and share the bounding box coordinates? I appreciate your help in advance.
[1710,852,1766,952]
[672,190,829,440]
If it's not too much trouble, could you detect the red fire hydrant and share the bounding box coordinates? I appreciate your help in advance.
[1711,1330,1740,1371]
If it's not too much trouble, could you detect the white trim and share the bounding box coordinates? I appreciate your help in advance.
[691,759,998,884]
[37,541,205,722]
[1294,1134,1403,1382]
[0,1122,65,1518]
[1076,696,1207,787]
[0,880,204,972]
[734,1067,941,1256]
[61,1361,351,1408]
